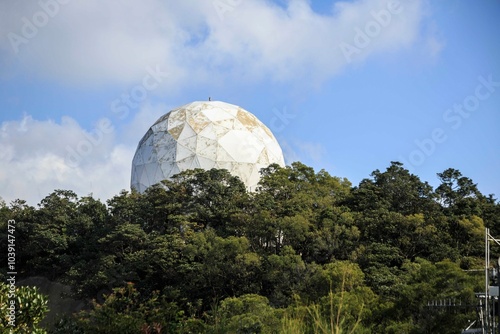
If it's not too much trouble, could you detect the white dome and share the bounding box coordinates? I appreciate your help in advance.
[131,101,285,192]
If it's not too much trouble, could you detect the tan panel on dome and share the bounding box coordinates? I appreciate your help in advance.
[237,109,273,138]
[236,109,259,128]
[215,118,235,130]
[187,112,211,133]
[189,102,211,112]
[167,109,187,130]
[168,124,184,140]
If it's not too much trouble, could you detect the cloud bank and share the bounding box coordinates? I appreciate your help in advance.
[0,104,169,205]
[1,0,427,87]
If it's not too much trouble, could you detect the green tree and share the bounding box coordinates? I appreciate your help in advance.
[262,246,306,307]
[22,190,79,279]
[214,294,281,334]
[436,168,482,215]
[166,168,249,234]
[65,196,111,295]
[350,162,437,215]
[250,162,352,259]
[59,283,182,334]
[390,258,480,334]
[180,230,262,307]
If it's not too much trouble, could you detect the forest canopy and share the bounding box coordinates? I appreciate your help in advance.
[1,161,499,333]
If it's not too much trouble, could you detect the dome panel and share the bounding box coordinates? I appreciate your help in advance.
[219,130,264,163]
[168,124,184,140]
[197,155,217,169]
[167,109,187,129]
[178,123,196,141]
[215,118,235,130]
[179,135,197,152]
[140,145,156,165]
[197,141,218,160]
[133,150,144,165]
[175,143,195,162]
[176,156,195,170]
[166,164,180,178]
[187,112,211,133]
[203,108,233,122]
[216,145,236,162]
[151,120,168,132]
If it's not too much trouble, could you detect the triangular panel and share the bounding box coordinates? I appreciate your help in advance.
[176,143,195,161]
[203,108,233,122]
[198,123,217,140]
[167,109,187,130]
[178,123,196,141]
[168,124,184,140]
[216,146,235,162]
[179,135,197,152]
[176,156,195,171]
[197,155,216,169]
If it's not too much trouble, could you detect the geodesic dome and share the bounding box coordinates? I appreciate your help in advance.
[131,101,285,192]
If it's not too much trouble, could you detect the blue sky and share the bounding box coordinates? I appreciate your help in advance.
[0,0,499,205]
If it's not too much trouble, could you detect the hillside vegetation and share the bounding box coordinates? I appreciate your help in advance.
[1,162,499,333]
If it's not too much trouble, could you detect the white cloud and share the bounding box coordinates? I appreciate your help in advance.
[0,0,430,88]
[0,114,136,205]
[296,141,326,163]
[280,138,326,166]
